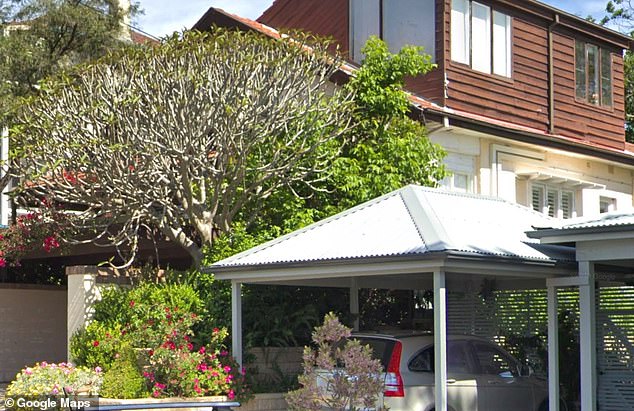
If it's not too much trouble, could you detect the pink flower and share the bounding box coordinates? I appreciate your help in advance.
[95,366,102,373]
[129,300,135,307]
[224,365,231,373]
[198,347,206,354]
[43,236,60,252]
[93,340,100,347]
[0,258,6,268]
[228,390,235,400]
[24,367,33,375]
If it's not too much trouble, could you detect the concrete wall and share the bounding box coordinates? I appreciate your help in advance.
[241,393,288,411]
[0,284,67,382]
[66,266,129,359]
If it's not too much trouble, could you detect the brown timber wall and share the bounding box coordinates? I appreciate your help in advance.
[441,0,550,132]
[552,30,625,150]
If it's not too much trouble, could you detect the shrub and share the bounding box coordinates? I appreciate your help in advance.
[286,313,384,411]
[6,362,102,399]
[100,348,147,399]
[69,281,251,401]
[69,322,125,372]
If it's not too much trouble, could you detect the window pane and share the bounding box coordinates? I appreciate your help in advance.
[587,44,599,105]
[575,41,587,100]
[471,2,491,74]
[453,173,469,192]
[474,343,516,377]
[601,50,613,107]
[492,11,511,77]
[409,347,433,372]
[451,0,470,64]
[600,197,616,213]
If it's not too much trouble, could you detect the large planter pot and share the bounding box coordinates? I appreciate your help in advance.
[99,396,230,411]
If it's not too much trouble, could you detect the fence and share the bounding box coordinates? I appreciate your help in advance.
[0,284,67,382]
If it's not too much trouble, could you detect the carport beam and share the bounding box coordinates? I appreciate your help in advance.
[434,270,448,411]
[231,280,243,367]
[547,284,559,411]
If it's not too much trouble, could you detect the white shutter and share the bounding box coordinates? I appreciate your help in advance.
[471,2,491,74]
[492,11,511,77]
[561,191,573,219]
[531,185,543,213]
[546,189,557,218]
[451,0,470,65]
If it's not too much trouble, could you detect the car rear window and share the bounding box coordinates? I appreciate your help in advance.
[350,337,397,370]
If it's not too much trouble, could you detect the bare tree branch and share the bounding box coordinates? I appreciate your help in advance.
[13,29,355,267]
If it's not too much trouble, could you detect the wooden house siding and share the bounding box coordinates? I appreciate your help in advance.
[551,31,625,150]
[438,3,549,132]
[257,0,628,150]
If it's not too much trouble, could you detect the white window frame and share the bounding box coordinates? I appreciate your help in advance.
[441,152,476,193]
[531,183,575,219]
[599,196,616,214]
[450,0,512,77]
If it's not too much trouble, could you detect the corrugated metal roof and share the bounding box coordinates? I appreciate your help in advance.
[559,212,634,230]
[210,185,574,269]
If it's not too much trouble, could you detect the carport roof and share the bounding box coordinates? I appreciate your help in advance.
[210,185,574,270]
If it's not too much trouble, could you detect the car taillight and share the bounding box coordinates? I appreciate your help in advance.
[384,341,404,397]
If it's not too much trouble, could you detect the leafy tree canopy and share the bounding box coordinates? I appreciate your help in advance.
[0,0,139,118]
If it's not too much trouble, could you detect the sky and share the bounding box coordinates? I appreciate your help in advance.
[134,1,614,39]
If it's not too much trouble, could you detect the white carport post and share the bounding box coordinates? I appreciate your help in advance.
[434,270,448,411]
[579,261,597,411]
[350,278,360,331]
[547,281,560,411]
[231,280,243,367]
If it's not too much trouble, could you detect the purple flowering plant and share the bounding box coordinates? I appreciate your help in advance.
[6,361,102,400]
[286,312,384,411]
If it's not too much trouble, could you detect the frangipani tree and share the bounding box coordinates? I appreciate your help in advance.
[12,29,354,267]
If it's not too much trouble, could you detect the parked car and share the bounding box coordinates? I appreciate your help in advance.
[347,332,562,411]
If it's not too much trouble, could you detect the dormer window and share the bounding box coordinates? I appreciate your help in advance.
[451,0,512,77]
[575,40,612,107]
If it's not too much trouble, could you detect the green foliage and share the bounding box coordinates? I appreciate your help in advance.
[69,322,125,372]
[624,51,634,143]
[100,347,147,399]
[603,1,634,32]
[0,0,139,120]
[70,281,251,401]
[194,37,446,348]
[348,36,434,117]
